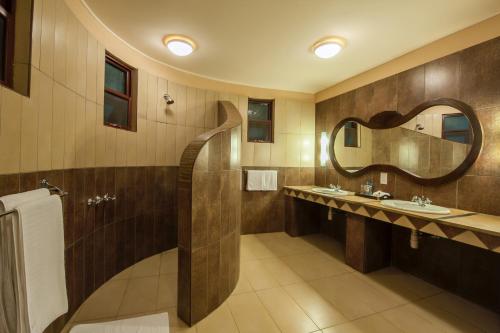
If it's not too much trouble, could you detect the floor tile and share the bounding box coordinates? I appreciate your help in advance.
[232,275,253,295]
[227,292,281,333]
[160,248,178,275]
[111,266,133,280]
[281,251,351,281]
[157,274,178,310]
[255,232,319,257]
[118,276,159,316]
[241,259,280,291]
[259,257,304,285]
[322,313,403,333]
[240,235,277,261]
[284,282,348,329]
[257,287,319,333]
[74,279,128,322]
[196,304,239,333]
[130,254,161,278]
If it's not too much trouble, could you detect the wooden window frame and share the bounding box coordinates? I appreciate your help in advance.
[344,121,359,148]
[0,0,15,88]
[247,98,274,143]
[104,52,134,131]
[442,113,471,144]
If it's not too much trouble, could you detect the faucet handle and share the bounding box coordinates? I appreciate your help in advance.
[103,193,116,202]
[411,195,420,202]
[423,197,432,206]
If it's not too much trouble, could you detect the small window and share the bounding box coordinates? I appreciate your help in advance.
[344,121,360,147]
[104,52,136,130]
[0,0,14,87]
[442,113,471,144]
[248,99,273,143]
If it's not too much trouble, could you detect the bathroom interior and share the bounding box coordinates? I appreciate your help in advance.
[0,0,499,332]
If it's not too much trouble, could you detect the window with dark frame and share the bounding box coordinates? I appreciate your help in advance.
[104,52,134,130]
[248,99,274,143]
[344,121,359,147]
[0,0,15,87]
[442,113,471,144]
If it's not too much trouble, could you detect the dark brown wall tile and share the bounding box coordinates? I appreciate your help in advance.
[397,65,425,115]
[424,53,460,100]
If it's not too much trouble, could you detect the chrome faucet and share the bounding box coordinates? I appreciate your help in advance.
[411,195,432,207]
[329,184,342,192]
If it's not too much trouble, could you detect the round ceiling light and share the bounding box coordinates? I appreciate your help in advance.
[312,37,346,59]
[163,35,196,56]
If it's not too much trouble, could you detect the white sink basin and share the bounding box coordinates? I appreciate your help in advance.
[381,200,450,215]
[311,187,350,196]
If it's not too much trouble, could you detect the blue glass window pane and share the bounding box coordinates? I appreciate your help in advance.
[105,62,127,93]
[445,133,467,143]
[248,125,271,142]
[443,114,469,131]
[248,101,271,120]
[104,92,129,127]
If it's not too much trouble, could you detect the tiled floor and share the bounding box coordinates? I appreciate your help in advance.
[64,232,500,333]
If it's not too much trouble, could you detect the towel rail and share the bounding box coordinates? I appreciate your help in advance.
[0,179,68,218]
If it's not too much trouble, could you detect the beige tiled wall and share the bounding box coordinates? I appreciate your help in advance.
[0,0,315,175]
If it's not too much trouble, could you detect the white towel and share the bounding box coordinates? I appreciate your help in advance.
[246,170,278,191]
[0,189,50,333]
[70,313,170,333]
[16,195,67,333]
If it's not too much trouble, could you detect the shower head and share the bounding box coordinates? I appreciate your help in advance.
[163,93,175,105]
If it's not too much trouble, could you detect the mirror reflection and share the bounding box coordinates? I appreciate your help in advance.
[332,105,473,178]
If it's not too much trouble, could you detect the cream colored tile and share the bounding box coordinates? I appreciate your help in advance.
[204,90,217,129]
[75,279,128,322]
[322,313,403,333]
[286,99,301,134]
[146,119,157,165]
[76,23,88,96]
[155,122,167,166]
[300,102,315,134]
[115,129,127,167]
[270,133,286,166]
[274,98,287,134]
[241,260,280,291]
[257,287,319,333]
[165,307,196,333]
[95,107,106,167]
[20,69,39,172]
[175,125,186,164]
[255,232,319,257]
[157,274,177,310]
[286,134,301,167]
[166,124,176,166]
[281,252,351,281]
[196,88,206,128]
[0,88,21,174]
[37,73,53,170]
[259,257,304,286]
[165,81,177,124]
[227,292,280,333]
[104,126,117,167]
[136,118,148,166]
[30,0,43,68]
[157,77,168,123]
[232,275,253,295]
[240,235,276,261]
[112,266,133,281]
[40,0,55,76]
[176,85,187,126]
[284,282,347,329]
[196,304,238,333]
[85,101,97,167]
[241,141,254,166]
[86,35,98,102]
[160,249,178,275]
[126,130,137,166]
[96,43,105,105]
[74,95,86,168]
[65,13,78,91]
[51,83,66,169]
[53,0,67,84]
[64,90,77,169]
[118,276,159,316]
[300,133,315,167]
[137,70,148,119]
[147,74,158,121]
[185,126,196,145]
[253,143,271,166]
[131,255,161,278]
[186,86,197,127]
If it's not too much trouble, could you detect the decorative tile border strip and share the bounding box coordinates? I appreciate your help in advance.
[284,187,500,253]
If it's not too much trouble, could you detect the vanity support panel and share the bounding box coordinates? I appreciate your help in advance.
[285,196,321,236]
[345,214,391,273]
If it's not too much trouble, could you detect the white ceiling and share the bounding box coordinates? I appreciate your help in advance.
[84,0,500,93]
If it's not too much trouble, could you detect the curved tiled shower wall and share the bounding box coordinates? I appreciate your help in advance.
[178,101,242,325]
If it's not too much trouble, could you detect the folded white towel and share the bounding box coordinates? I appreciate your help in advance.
[16,195,67,333]
[70,313,170,333]
[246,170,278,191]
[0,189,50,333]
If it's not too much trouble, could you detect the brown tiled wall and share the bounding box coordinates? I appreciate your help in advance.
[241,166,314,234]
[0,166,178,333]
[315,37,500,215]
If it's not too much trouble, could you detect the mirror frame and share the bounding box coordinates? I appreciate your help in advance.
[329,98,483,185]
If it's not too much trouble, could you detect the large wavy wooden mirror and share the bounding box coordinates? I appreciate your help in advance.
[329,98,483,185]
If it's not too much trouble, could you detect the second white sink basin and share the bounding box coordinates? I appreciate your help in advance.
[311,187,350,196]
[381,199,450,215]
